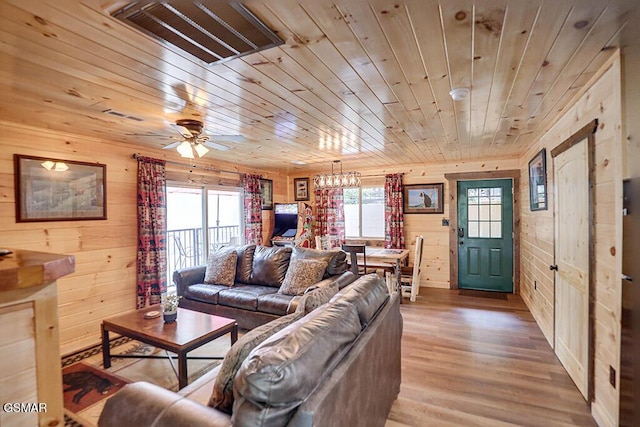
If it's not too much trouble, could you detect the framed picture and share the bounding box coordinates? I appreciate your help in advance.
[528,148,547,211]
[403,183,444,214]
[260,178,273,210]
[14,154,106,222]
[294,177,310,201]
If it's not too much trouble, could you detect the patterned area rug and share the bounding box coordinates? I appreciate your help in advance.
[63,362,129,414]
[63,335,232,427]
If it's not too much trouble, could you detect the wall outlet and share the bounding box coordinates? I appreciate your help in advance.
[610,366,616,388]
[442,218,450,226]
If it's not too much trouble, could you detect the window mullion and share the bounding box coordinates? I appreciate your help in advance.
[202,187,209,262]
[358,187,363,238]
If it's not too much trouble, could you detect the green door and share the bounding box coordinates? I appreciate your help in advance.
[458,179,513,292]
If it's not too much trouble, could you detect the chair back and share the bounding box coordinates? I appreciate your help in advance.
[341,244,366,275]
[412,236,424,285]
[315,235,335,250]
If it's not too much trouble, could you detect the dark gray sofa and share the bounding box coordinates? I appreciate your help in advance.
[174,245,357,330]
[98,274,402,427]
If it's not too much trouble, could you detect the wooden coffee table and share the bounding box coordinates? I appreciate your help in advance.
[101,306,237,389]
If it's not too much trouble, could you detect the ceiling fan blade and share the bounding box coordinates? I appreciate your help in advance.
[203,141,230,151]
[208,135,245,143]
[172,124,194,138]
[162,141,182,150]
[125,132,164,137]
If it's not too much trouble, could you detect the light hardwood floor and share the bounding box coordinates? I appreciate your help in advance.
[387,288,596,427]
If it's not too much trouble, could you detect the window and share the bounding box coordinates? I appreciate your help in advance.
[343,187,385,238]
[166,186,243,289]
[467,187,502,238]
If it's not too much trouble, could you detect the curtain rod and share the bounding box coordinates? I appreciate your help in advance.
[312,172,389,178]
[132,153,389,179]
[360,173,388,178]
[131,153,244,177]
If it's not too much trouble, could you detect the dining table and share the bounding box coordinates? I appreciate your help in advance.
[351,247,410,302]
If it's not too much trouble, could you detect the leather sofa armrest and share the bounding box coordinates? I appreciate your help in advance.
[173,265,206,296]
[327,271,358,289]
[98,382,231,427]
[287,272,357,315]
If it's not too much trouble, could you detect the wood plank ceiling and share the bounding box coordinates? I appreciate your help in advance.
[0,0,635,173]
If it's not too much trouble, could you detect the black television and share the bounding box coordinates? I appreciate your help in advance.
[273,203,298,238]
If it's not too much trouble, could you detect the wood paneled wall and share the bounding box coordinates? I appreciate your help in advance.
[0,55,627,426]
[288,54,624,427]
[519,55,623,427]
[0,121,286,355]
[289,158,519,288]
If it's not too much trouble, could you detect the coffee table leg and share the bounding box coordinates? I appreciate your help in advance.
[178,353,188,389]
[101,324,111,368]
[231,324,238,344]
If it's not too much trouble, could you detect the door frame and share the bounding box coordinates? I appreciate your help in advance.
[550,119,597,404]
[444,170,521,293]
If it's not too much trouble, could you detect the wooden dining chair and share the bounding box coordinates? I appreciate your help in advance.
[400,236,424,302]
[315,235,334,250]
[341,244,367,276]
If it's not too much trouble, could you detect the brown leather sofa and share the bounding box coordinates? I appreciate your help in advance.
[174,245,357,329]
[98,274,402,427]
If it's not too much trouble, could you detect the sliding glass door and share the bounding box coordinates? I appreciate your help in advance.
[166,186,242,289]
[207,189,242,249]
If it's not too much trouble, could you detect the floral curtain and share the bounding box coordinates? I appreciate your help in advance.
[384,173,405,249]
[136,156,167,308]
[243,174,263,245]
[295,203,314,248]
[314,188,345,249]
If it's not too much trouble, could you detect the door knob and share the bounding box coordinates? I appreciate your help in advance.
[549,265,558,271]
[458,227,465,238]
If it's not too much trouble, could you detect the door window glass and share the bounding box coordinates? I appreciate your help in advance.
[467,187,502,239]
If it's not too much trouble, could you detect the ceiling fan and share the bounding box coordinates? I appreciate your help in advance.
[162,119,245,158]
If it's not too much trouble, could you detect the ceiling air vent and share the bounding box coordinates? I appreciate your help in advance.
[111,1,283,65]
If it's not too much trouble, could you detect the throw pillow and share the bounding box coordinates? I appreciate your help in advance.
[291,247,348,278]
[204,248,238,286]
[278,258,328,296]
[208,311,303,414]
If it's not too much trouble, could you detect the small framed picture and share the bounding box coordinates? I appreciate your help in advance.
[260,178,273,210]
[14,154,107,222]
[528,148,547,211]
[294,177,310,201]
[403,183,444,214]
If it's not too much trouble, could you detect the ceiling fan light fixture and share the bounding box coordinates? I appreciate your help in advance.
[177,141,194,158]
[194,143,209,157]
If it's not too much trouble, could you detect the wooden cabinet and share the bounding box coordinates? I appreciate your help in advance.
[0,250,74,427]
